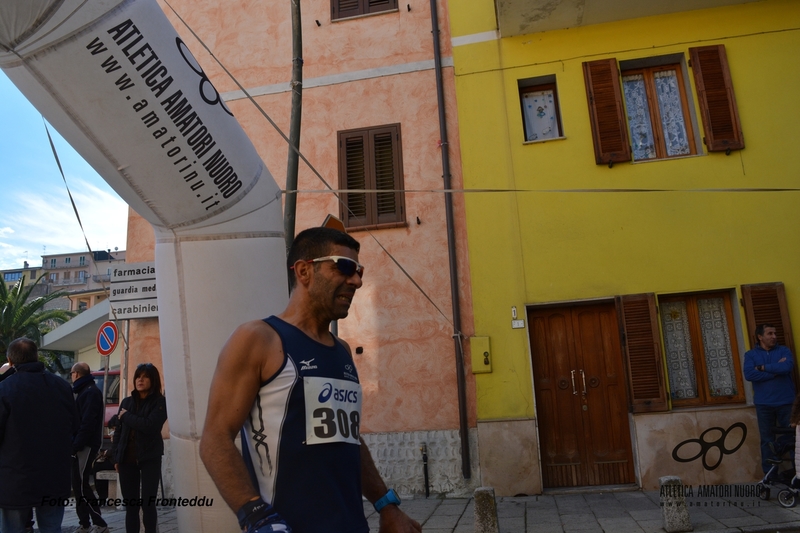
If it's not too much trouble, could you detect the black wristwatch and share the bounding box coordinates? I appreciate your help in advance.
[374,488,401,512]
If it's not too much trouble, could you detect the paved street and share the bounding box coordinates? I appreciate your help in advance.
[54,487,800,533]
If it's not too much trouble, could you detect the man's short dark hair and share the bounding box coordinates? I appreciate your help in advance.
[756,323,776,338]
[287,227,360,291]
[7,337,38,365]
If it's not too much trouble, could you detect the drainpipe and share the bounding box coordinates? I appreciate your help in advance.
[284,0,303,255]
[429,0,471,479]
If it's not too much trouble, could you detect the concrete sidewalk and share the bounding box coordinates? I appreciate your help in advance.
[56,487,800,533]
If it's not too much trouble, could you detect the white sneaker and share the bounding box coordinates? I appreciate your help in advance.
[92,526,110,533]
[74,527,93,533]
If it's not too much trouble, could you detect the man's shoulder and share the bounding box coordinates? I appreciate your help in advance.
[43,372,73,393]
[82,381,104,399]
[231,319,282,348]
[219,319,286,381]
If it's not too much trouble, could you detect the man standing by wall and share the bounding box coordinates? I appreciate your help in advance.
[71,362,110,533]
[0,338,79,533]
[744,324,797,476]
[200,227,421,533]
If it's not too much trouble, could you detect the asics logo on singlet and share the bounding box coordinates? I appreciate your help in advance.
[317,382,359,404]
[300,358,318,371]
[319,383,333,402]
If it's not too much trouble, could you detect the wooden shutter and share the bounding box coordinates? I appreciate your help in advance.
[741,282,795,354]
[616,294,668,413]
[583,59,631,166]
[339,130,369,228]
[689,45,744,152]
[333,0,397,19]
[370,125,403,224]
[367,0,398,14]
[332,0,362,20]
[338,124,404,229]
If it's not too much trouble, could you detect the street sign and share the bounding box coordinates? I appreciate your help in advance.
[109,262,159,320]
[96,321,119,356]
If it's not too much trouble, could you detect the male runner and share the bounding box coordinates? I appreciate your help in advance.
[200,227,421,533]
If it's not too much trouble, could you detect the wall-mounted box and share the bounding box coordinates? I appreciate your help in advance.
[471,336,492,374]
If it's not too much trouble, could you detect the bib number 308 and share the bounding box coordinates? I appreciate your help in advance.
[304,377,362,445]
[312,408,360,440]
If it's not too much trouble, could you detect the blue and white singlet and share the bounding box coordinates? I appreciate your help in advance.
[241,316,368,533]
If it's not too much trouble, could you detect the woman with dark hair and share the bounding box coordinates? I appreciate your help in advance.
[112,363,168,533]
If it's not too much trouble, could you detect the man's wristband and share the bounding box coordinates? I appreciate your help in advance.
[237,497,270,529]
[373,488,401,513]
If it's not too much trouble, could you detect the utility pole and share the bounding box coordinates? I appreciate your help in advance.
[284,0,304,255]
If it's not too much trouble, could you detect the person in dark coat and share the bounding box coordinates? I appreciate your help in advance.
[0,337,79,533]
[71,361,110,533]
[112,362,168,533]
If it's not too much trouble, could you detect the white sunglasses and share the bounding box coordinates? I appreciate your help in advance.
[305,256,365,278]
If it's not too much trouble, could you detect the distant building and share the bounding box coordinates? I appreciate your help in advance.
[1,260,46,294]
[41,249,126,312]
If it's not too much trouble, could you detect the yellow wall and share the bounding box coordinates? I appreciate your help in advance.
[451,0,800,420]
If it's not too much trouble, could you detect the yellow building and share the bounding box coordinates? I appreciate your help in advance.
[1,261,45,292]
[450,0,800,494]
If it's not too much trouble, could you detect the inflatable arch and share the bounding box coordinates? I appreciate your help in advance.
[1,1,288,530]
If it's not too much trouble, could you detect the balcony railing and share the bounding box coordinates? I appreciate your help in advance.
[47,262,85,269]
[93,274,111,283]
[52,278,88,286]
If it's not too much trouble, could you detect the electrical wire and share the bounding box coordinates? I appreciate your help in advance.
[43,121,129,350]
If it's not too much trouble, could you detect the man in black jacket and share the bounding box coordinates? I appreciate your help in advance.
[0,337,79,533]
[71,362,110,533]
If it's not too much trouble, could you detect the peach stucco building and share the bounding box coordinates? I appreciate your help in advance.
[119,0,478,500]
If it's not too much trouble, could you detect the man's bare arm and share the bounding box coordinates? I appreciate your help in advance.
[200,320,283,512]
[361,438,422,533]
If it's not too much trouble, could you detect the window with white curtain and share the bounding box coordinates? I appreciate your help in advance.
[659,291,745,407]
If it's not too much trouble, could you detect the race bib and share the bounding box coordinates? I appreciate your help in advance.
[304,377,362,445]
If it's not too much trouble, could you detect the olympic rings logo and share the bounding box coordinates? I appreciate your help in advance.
[176,37,233,117]
[671,422,747,471]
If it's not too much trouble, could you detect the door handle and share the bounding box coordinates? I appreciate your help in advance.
[570,370,577,395]
[580,369,587,396]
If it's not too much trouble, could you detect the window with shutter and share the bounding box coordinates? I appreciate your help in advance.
[338,124,405,230]
[617,294,668,413]
[689,45,744,152]
[584,46,743,165]
[618,290,745,411]
[332,0,398,21]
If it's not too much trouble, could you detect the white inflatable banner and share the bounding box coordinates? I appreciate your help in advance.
[1,1,288,531]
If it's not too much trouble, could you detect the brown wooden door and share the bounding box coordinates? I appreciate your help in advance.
[528,303,635,488]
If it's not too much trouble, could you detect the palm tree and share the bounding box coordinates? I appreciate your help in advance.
[0,274,74,362]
